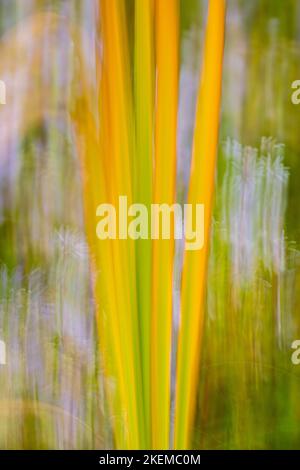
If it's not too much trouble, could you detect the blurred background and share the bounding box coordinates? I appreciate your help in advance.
[0,0,300,449]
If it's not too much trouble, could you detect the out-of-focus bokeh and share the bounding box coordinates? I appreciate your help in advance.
[0,0,300,449]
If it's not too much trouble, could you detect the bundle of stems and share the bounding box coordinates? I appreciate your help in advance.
[74,0,225,449]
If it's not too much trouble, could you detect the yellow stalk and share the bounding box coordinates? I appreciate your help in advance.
[174,0,226,449]
[151,0,179,449]
[73,0,144,448]
[134,0,154,448]
[73,78,129,447]
[100,0,143,448]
